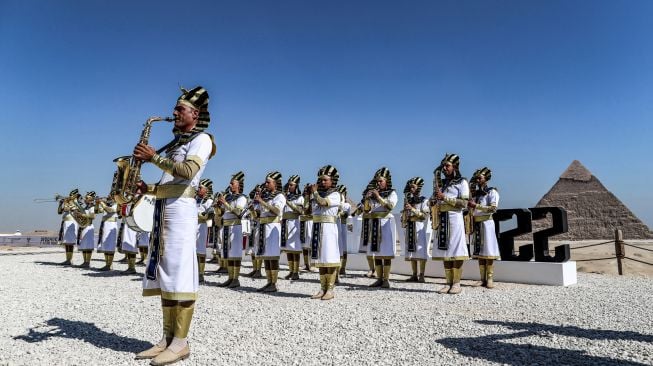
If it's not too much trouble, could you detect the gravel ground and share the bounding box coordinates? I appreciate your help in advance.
[1,249,652,366]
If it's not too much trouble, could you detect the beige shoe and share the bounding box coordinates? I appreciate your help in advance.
[485,278,495,289]
[135,343,168,360]
[437,285,451,294]
[310,290,324,299]
[150,345,190,366]
[321,290,334,300]
[448,283,462,294]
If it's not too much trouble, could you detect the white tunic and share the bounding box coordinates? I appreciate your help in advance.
[222,195,248,259]
[338,199,351,255]
[253,193,286,260]
[471,188,500,259]
[78,206,96,251]
[59,208,79,245]
[138,231,150,249]
[432,178,470,261]
[365,191,398,259]
[143,133,213,301]
[281,195,304,253]
[121,225,139,253]
[196,197,214,256]
[401,197,432,261]
[97,203,118,253]
[311,191,341,267]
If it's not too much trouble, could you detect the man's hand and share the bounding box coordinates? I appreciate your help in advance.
[435,191,445,200]
[467,200,477,209]
[135,180,148,195]
[133,143,156,162]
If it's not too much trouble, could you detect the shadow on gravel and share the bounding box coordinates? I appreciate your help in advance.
[35,261,69,267]
[437,320,652,366]
[13,317,151,353]
[337,281,437,294]
[83,271,144,278]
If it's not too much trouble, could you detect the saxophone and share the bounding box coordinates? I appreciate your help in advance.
[465,177,478,235]
[111,116,174,205]
[430,165,443,230]
[400,192,410,228]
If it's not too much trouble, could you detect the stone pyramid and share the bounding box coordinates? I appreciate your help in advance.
[532,160,653,240]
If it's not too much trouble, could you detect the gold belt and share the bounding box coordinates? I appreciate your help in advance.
[154,184,197,199]
[312,215,337,224]
[409,217,426,222]
[299,215,312,222]
[283,212,300,220]
[362,211,390,219]
[258,216,281,224]
[103,218,117,222]
[439,206,462,213]
[64,216,75,222]
[223,219,242,226]
[474,214,492,222]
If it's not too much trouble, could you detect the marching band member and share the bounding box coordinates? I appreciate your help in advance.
[196,178,214,283]
[336,185,351,281]
[401,177,431,282]
[363,168,398,289]
[300,184,313,272]
[120,212,139,275]
[431,153,470,295]
[57,189,81,265]
[353,180,376,278]
[308,165,341,300]
[281,175,304,280]
[244,184,263,278]
[468,167,500,289]
[215,172,247,288]
[96,197,119,271]
[134,86,216,364]
[77,191,97,268]
[251,172,286,292]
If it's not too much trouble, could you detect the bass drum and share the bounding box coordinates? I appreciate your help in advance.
[124,194,156,232]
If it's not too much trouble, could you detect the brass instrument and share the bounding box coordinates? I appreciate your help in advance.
[71,198,92,228]
[430,165,443,230]
[465,176,479,235]
[400,192,413,229]
[34,194,66,203]
[111,116,174,205]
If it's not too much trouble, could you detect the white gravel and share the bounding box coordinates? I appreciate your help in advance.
[1,248,652,365]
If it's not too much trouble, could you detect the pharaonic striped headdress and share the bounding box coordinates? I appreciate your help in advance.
[199,178,214,197]
[337,184,348,198]
[230,171,245,193]
[440,153,461,178]
[472,167,492,182]
[265,171,283,192]
[69,189,80,198]
[283,175,302,195]
[164,86,215,158]
[374,167,392,189]
[404,177,425,194]
[317,165,339,186]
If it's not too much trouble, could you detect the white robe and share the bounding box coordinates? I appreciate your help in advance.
[338,200,351,255]
[365,191,398,259]
[121,225,139,254]
[311,191,341,267]
[196,198,214,256]
[59,210,79,245]
[471,188,500,259]
[222,195,247,259]
[78,206,96,251]
[253,193,286,260]
[400,198,432,261]
[281,195,304,253]
[97,203,118,253]
[138,231,150,249]
[432,178,470,261]
[142,132,213,301]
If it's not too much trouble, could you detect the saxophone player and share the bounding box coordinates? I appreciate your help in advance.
[353,180,376,278]
[196,178,214,284]
[401,178,431,282]
[468,167,500,288]
[57,189,81,265]
[77,191,97,268]
[133,86,216,365]
[336,184,351,282]
[299,183,314,272]
[431,153,470,295]
[215,171,247,288]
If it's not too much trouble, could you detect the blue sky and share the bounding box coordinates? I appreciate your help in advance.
[1,0,652,233]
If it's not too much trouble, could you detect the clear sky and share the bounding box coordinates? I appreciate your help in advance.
[1,0,652,233]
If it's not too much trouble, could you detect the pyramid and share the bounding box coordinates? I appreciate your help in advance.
[531,160,653,240]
